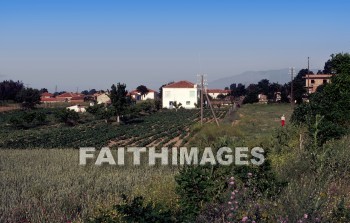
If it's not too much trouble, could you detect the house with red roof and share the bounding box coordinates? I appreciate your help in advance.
[162,80,199,109]
[56,92,84,103]
[206,89,231,99]
[129,88,158,101]
[40,92,59,103]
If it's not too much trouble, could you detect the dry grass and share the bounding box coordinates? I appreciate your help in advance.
[0,149,178,222]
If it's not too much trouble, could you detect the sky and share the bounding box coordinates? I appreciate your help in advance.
[0,0,349,92]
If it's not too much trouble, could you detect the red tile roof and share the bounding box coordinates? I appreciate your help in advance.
[41,92,54,97]
[206,89,231,94]
[57,92,82,98]
[40,98,60,102]
[163,81,195,88]
[71,96,85,100]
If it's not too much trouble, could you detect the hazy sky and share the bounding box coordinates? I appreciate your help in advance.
[1,0,349,92]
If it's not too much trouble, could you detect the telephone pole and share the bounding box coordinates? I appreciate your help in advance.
[197,74,219,126]
[290,67,295,107]
[307,57,310,94]
[200,74,204,125]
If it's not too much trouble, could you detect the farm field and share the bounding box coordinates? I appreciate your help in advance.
[0,108,228,149]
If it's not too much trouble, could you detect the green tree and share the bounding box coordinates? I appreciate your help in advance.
[287,69,310,104]
[15,87,41,109]
[0,80,24,102]
[292,53,350,144]
[243,84,259,104]
[55,109,80,126]
[232,84,246,97]
[323,53,350,74]
[216,93,226,99]
[110,83,130,123]
[257,79,270,95]
[136,85,149,98]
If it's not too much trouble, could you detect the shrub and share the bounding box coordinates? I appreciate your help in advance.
[88,194,177,223]
[55,109,79,126]
[9,110,47,128]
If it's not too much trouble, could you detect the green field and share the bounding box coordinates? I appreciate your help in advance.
[0,108,227,149]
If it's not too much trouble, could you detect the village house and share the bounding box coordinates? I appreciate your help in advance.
[96,93,111,104]
[206,89,231,99]
[66,104,86,113]
[303,74,333,94]
[258,93,268,104]
[129,88,158,101]
[40,92,58,103]
[41,92,85,103]
[162,80,198,109]
[56,92,85,103]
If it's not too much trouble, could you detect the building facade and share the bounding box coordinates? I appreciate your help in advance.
[304,74,333,94]
[162,81,198,109]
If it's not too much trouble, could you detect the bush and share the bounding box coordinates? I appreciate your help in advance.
[89,194,177,223]
[55,109,79,126]
[9,110,47,128]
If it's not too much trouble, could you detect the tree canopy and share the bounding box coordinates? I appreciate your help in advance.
[110,83,131,123]
[15,88,41,109]
[0,80,24,101]
[292,53,350,144]
[136,85,149,97]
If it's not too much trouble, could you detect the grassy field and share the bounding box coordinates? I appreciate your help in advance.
[0,149,178,222]
[232,103,293,138]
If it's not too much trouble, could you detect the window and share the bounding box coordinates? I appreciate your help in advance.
[164,91,171,98]
[189,91,195,98]
[323,79,327,84]
[311,80,315,84]
[186,101,190,105]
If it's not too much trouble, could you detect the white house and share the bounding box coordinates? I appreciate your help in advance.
[206,89,231,99]
[96,93,111,104]
[129,89,158,101]
[162,81,198,109]
[66,105,86,113]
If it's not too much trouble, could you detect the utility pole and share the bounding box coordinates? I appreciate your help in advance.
[290,67,295,107]
[200,74,204,125]
[307,57,310,94]
[197,74,219,126]
[204,91,219,126]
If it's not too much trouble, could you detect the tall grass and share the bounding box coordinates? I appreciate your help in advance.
[0,149,178,222]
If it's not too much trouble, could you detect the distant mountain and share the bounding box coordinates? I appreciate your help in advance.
[209,68,309,88]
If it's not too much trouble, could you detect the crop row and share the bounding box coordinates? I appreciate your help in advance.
[0,108,228,149]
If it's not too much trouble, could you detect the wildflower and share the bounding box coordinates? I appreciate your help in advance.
[229,181,234,185]
[242,216,248,222]
[304,214,308,219]
[228,201,232,205]
[231,191,235,195]
[248,172,253,177]
[230,176,234,181]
